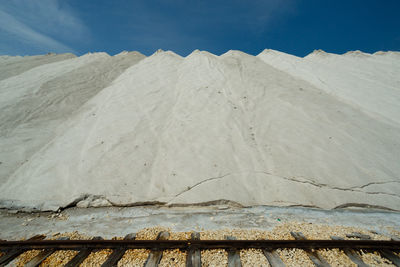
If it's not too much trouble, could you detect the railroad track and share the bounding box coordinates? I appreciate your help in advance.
[0,231,399,267]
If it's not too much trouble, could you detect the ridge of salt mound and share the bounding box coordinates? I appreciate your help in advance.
[258,48,298,57]
[305,49,335,59]
[373,51,400,58]
[257,49,303,74]
[109,49,182,84]
[114,51,145,58]
[200,50,218,57]
[149,49,182,59]
[258,47,400,125]
[19,52,76,58]
[185,49,201,57]
[186,49,218,58]
[115,50,129,56]
[183,50,220,69]
[165,50,183,58]
[81,52,111,58]
[258,48,295,56]
[257,49,301,61]
[343,50,371,57]
[153,49,165,55]
[220,50,252,58]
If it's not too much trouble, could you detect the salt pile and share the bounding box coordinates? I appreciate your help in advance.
[0,49,399,211]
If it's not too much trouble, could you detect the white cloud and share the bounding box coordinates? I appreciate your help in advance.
[0,0,88,55]
[0,9,75,54]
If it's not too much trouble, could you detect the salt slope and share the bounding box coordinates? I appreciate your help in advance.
[0,53,76,81]
[0,49,399,211]
[0,52,146,189]
[258,49,400,125]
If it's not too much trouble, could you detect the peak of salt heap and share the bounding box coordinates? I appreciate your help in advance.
[115,51,145,58]
[221,50,251,58]
[82,51,110,57]
[304,49,335,60]
[149,49,182,59]
[187,49,217,58]
[344,50,371,57]
[309,49,328,55]
[115,50,129,56]
[0,49,399,211]
[154,48,164,54]
[258,49,288,56]
[373,51,400,59]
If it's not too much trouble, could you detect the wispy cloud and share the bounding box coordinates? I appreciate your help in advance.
[0,0,88,55]
[0,9,75,54]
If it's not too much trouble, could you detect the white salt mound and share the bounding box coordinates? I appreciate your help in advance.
[0,49,399,211]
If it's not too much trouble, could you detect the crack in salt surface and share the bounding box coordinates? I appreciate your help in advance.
[14,171,398,211]
[350,180,400,189]
[259,171,400,199]
[171,171,400,201]
[173,173,232,199]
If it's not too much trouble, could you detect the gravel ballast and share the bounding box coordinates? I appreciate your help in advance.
[11,222,399,267]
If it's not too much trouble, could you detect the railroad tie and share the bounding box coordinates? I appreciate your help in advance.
[64,236,103,267]
[144,231,170,267]
[225,236,242,267]
[0,234,45,267]
[101,233,136,267]
[348,233,400,267]
[391,236,400,241]
[346,232,372,240]
[186,232,201,267]
[262,243,286,267]
[24,236,70,267]
[290,232,331,267]
[330,236,369,267]
[379,249,400,267]
[377,236,400,267]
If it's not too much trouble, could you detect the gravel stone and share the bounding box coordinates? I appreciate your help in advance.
[277,248,314,267]
[39,250,78,266]
[80,249,113,266]
[159,249,187,267]
[201,250,228,267]
[357,250,396,266]
[240,248,270,267]
[117,249,149,266]
[15,250,42,266]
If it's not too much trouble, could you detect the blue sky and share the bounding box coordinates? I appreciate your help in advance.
[0,0,399,57]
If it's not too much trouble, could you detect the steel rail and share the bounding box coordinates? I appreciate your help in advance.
[0,239,399,250]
